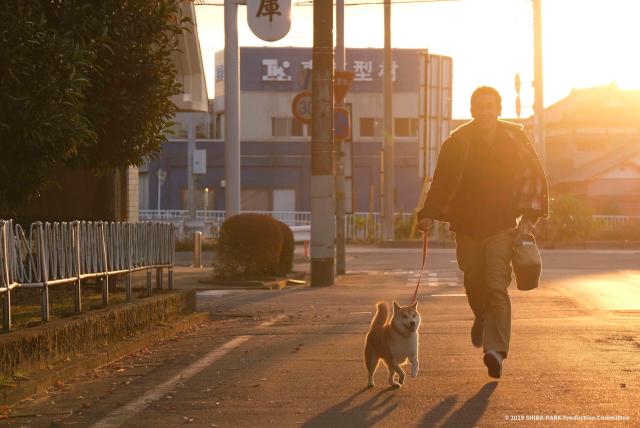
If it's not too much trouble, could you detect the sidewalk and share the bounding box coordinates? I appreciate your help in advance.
[6,258,639,426]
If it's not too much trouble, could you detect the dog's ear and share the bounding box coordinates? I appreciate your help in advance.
[393,301,401,312]
[409,300,418,309]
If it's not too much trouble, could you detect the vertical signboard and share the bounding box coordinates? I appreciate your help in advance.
[418,54,453,179]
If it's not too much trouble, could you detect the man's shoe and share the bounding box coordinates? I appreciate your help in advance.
[483,350,503,379]
[471,318,483,348]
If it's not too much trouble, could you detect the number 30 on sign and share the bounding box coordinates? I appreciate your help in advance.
[291,91,312,124]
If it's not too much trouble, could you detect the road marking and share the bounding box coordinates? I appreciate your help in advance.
[431,293,467,297]
[91,314,286,428]
[197,290,238,297]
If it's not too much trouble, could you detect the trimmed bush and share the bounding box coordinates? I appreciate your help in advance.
[215,214,283,278]
[278,221,295,275]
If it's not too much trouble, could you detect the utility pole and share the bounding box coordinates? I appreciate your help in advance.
[382,0,394,240]
[187,113,196,221]
[335,0,346,275]
[533,0,546,167]
[224,0,241,217]
[310,0,335,286]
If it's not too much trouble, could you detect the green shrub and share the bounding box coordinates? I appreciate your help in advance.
[278,222,295,275]
[545,194,594,241]
[215,214,283,278]
[394,214,413,240]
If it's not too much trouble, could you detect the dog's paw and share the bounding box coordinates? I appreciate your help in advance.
[367,381,375,388]
[389,381,401,388]
[411,369,418,378]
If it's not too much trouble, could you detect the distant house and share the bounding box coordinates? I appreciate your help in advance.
[452,84,640,215]
[541,84,640,215]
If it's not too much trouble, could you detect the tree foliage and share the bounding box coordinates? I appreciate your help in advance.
[0,0,187,212]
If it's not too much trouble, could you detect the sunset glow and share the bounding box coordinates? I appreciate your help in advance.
[195,0,640,118]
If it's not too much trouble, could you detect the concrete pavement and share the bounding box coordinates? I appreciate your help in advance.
[4,247,639,427]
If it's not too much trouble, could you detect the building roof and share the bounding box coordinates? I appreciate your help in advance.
[171,2,208,112]
[556,141,640,184]
[543,83,640,125]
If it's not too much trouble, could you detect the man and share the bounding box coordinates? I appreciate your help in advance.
[416,86,548,379]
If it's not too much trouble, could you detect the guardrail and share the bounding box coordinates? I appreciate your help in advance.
[0,220,175,332]
[592,215,640,228]
[140,210,414,241]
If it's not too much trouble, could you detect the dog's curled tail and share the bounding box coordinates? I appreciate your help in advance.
[371,301,389,327]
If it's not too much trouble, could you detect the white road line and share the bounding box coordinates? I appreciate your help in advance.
[91,314,287,428]
[432,293,467,297]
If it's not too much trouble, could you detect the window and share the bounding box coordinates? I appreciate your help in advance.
[272,117,306,137]
[394,118,419,137]
[360,118,383,137]
[242,189,270,211]
[360,118,375,137]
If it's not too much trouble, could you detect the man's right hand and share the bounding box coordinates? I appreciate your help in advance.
[417,217,434,232]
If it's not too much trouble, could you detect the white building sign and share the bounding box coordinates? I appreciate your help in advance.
[247,0,292,42]
[258,58,400,84]
[262,59,292,81]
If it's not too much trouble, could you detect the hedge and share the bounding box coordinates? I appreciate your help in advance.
[214,214,295,278]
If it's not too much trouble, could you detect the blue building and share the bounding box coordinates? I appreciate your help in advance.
[140,47,452,216]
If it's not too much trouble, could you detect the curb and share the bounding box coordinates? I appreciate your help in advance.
[1,312,210,406]
[197,271,308,290]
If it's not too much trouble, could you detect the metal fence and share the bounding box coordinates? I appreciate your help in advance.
[0,220,175,332]
[592,215,640,228]
[142,210,640,240]
[140,210,415,241]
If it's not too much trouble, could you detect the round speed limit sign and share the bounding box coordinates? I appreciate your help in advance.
[291,91,312,124]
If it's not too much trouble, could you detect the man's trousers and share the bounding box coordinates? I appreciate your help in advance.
[455,228,516,357]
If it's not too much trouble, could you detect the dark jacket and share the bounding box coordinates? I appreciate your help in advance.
[417,120,548,224]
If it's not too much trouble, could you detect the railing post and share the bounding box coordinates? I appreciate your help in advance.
[99,223,109,306]
[126,223,133,302]
[192,231,202,268]
[168,224,174,291]
[73,221,82,313]
[146,269,152,296]
[37,223,50,323]
[2,221,12,332]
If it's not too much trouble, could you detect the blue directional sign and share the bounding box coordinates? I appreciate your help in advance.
[334,107,350,141]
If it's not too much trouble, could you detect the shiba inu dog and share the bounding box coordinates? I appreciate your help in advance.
[364,300,421,388]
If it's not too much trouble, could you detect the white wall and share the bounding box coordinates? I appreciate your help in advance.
[238,91,419,141]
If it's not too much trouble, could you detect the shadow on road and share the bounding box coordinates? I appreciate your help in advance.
[419,381,498,427]
[301,387,400,428]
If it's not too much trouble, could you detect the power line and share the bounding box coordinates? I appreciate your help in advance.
[194,0,465,6]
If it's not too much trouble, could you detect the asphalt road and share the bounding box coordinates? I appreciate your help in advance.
[5,247,640,427]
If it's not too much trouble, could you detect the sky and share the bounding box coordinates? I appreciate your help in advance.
[193,0,640,119]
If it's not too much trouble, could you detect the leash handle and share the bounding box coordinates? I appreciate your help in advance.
[410,232,429,304]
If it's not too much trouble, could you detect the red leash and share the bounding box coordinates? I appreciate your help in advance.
[410,232,429,304]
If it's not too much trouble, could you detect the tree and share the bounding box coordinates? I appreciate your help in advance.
[0,0,187,214]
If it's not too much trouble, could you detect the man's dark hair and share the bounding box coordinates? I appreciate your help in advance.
[471,86,502,109]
